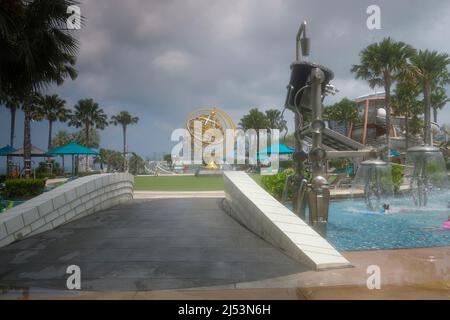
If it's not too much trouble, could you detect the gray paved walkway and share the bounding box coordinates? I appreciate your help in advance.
[0,198,306,292]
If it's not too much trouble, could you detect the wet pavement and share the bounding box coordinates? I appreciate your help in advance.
[0,198,307,292]
[1,197,449,299]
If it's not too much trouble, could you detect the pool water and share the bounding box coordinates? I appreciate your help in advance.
[290,192,450,251]
[0,200,25,214]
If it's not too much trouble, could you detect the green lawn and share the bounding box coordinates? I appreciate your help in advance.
[134,174,263,191]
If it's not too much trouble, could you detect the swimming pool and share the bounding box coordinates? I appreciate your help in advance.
[289,191,450,251]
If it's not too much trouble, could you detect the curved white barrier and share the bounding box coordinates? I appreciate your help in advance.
[223,171,351,270]
[0,173,134,248]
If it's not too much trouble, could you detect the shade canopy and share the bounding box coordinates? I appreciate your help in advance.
[8,145,47,157]
[259,144,295,155]
[0,146,17,156]
[389,149,401,157]
[47,143,99,156]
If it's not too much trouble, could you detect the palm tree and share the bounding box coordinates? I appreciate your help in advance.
[391,82,422,149]
[38,94,70,150]
[0,0,24,95]
[94,148,124,173]
[265,109,287,134]
[52,130,73,149]
[430,86,450,124]
[410,50,450,145]
[324,98,359,137]
[0,93,20,176]
[129,153,145,175]
[0,0,79,177]
[72,128,101,149]
[239,108,269,163]
[110,111,139,172]
[51,130,74,170]
[95,149,113,172]
[0,94,20,147]
[351,38,416,154]
[69,99,108,148]
[22,92,48,175]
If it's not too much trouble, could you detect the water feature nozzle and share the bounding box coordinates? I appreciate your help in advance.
[296,21,310,61]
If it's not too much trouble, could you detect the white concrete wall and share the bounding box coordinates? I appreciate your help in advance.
[223,171,351,270]
[0,173,134,248]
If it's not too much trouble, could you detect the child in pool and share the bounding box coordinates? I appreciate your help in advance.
[439,215,450,230]
[421,216,450,231]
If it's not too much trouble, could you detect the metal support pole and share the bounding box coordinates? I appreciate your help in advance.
[293,111,307,220]
[308,68,330,236]
[310,68,325,177]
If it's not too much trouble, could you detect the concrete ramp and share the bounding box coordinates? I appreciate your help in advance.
[223,171,351,270]
[0,198,307,291]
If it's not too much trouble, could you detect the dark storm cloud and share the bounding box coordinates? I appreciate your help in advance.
[1,0,450,156]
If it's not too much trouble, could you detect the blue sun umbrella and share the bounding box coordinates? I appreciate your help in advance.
[46,143,98,176]
[0,146,17,175]
[259,144,295,155]
[0,145,17,156]
[389,150,401,157]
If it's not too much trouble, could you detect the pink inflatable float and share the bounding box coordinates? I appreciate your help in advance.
[442,221,450,229]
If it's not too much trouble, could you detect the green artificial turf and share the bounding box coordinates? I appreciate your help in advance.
[134,174,263,191]
[134,176,224,191]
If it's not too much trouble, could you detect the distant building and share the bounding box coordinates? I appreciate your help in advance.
[327,91,446,152]
[351,91,390,147]
[327,120,347,136]
[327,91,426,151]
[327,91,389,146]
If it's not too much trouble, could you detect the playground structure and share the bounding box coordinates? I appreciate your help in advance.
[283,21,374,234]
[282,20,449,237]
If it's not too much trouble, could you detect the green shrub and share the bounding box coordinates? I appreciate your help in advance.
[425,161,449,187]
[261,169,295,200]
[328,159,346,170]
[35,160,64,177]
[4,179,45,199]
[391,164,404,194]
[279,160,294,170]
[36,173,57,179]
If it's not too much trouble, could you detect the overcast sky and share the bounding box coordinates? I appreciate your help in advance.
[1,0,450,158]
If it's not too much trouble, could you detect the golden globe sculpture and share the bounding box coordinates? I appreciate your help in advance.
[185,107,236,169]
